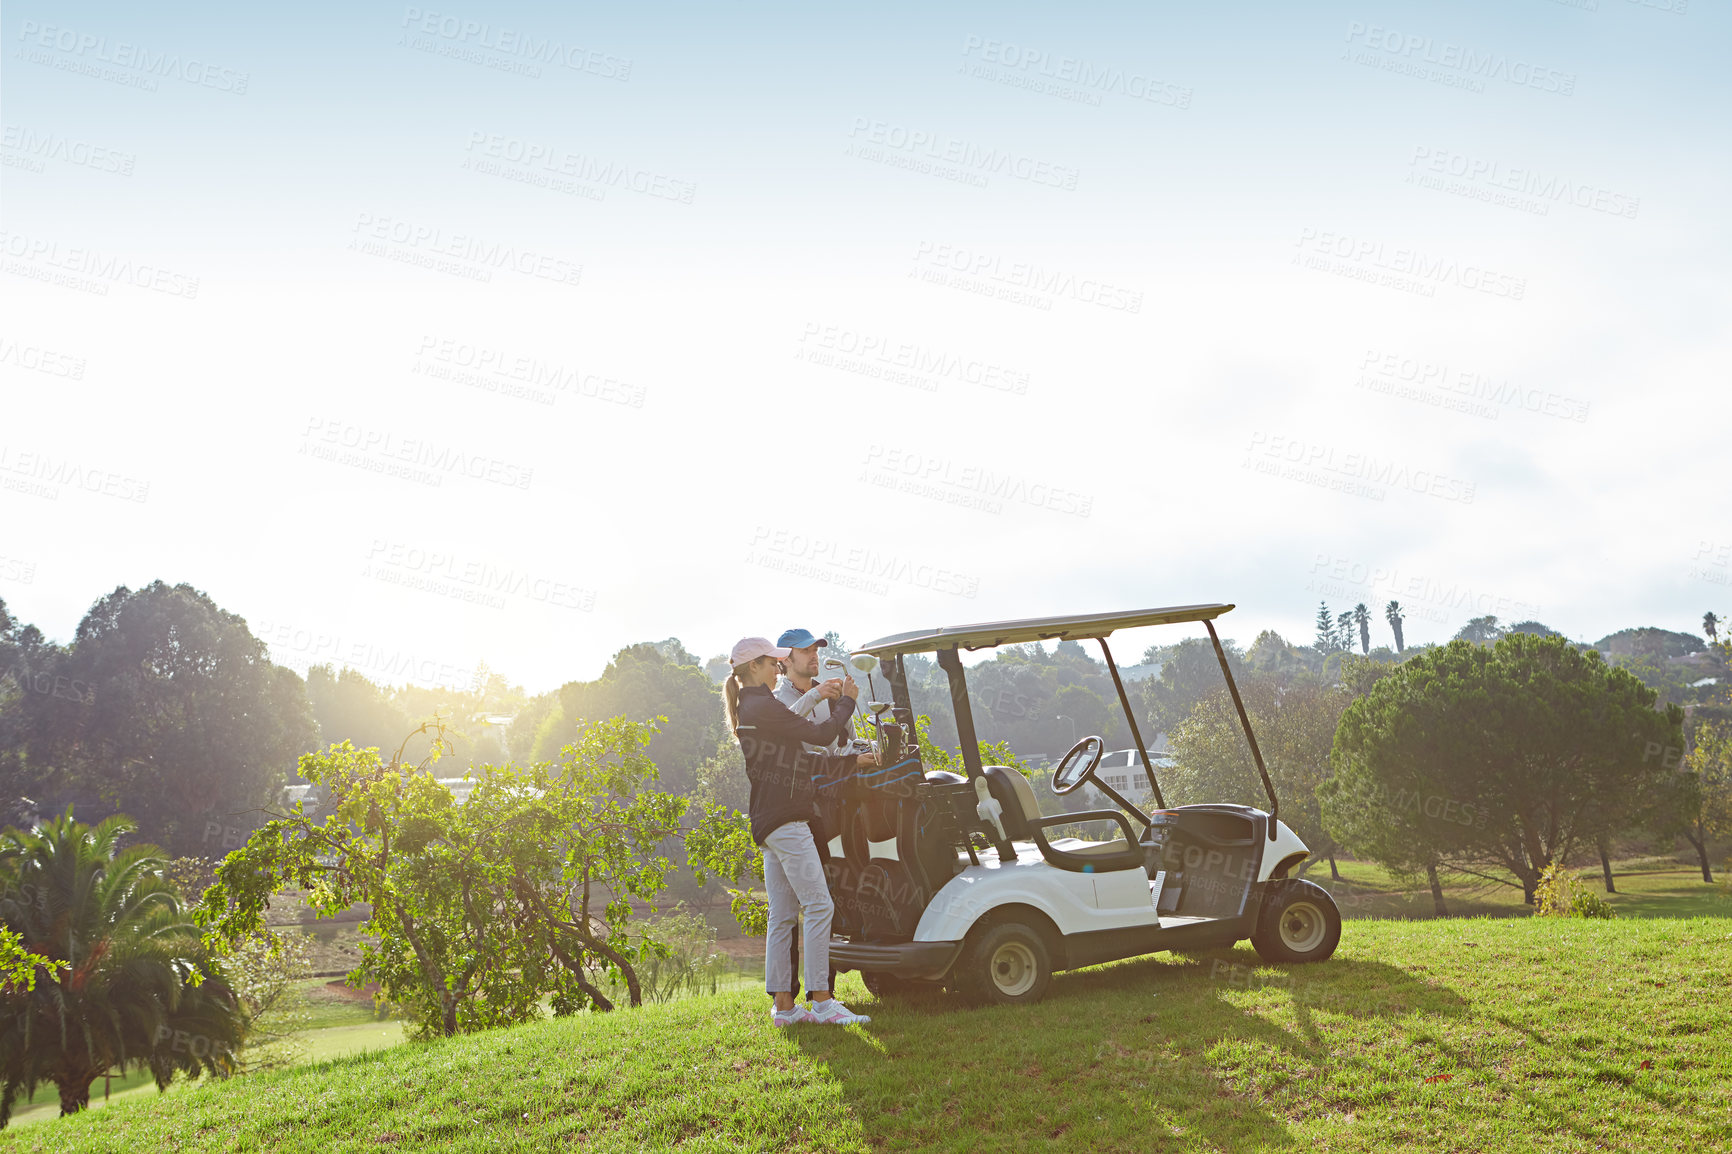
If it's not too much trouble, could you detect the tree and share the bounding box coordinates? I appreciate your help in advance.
[199,720,749,1039]
[306,665,410,758]
[1352,603,1371,655]
[1246,630,1315,684]
[1593,627,1702,661]
[1682,720,1732,882]
[1335,612,1355,653]
[1507,621,1561,638]
[34,583,316,854]
[1454,616,1505,645]
[1705,612,1720,644]
[1321,634,1684,904]
[1142,638,1244,736]
[1314,602,1336,657]
[1167,677,1348,877]
[1,812,244,1125]
[1607,653,1696,709]
[1384,601,1406,653]
[1051,684,1113,748]
[531,643,723,796]
[0,599,61,823]
[0,929,57,995]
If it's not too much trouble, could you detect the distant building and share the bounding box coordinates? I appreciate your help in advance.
[1088,736,1174,807]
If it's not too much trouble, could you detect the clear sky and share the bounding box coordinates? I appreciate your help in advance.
[2,0,1727,693]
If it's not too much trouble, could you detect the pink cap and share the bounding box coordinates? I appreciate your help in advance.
[729,636,790,668]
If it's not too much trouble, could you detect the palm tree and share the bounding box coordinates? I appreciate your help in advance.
[1352,603,1371,655]
[0,811,245,1125]
[1706,612,1720,644]
[1385,601,1406,653]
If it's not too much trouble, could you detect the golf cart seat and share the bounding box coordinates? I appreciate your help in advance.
[982,766,1145,874]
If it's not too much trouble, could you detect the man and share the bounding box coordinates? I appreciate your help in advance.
[773,627,856,757]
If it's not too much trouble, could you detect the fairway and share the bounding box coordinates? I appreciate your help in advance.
[4,916,1727,1153]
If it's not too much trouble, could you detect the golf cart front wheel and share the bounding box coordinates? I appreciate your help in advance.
[959,922,1052,1005]
[1251,879,1342,964]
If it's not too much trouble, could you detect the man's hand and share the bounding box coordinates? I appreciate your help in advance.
[855,751,879,768]
[817,679,843,701]
[841,678,860,700]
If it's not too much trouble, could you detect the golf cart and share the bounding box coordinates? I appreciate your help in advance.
[814,603,1341,1005]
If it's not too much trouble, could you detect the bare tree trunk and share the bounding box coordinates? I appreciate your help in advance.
[1597,838,1616,893]
[1684,827,1713,883]
[1426,861,1448,918]
[1328,853,1340,881]
[56,1074,93,1116]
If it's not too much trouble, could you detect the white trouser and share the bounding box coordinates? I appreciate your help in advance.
[762,820,833,996]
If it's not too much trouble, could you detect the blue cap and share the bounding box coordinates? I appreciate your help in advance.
[776,628,827,650]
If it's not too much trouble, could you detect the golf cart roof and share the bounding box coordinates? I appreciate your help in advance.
[858,603,1235,657]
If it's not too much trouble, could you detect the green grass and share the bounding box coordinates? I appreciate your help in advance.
[5,916,1729,1152]
[3,1019,409,1129]
[1314,858,1731,921]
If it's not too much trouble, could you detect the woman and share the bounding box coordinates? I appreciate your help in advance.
[725,636,877,1027]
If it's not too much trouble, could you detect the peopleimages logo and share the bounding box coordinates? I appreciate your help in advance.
[959,36,1192,108]
[16,21,250,93]
[860,445,1093,517]
[846,118,1080,190]
[348,213,582,288]
[300,418,534,490]
[1356,349,1589,424]
[2,125,136,175]
[1244,432,1476,505]
[1343,22,1576,95]
[0,231,200,299]
[745,526,980,599]
[912,242,1143,313]
[1408,147,1639,220]
[0,336,86,380]
[1294,228,1525,301]
[398,8,631,79]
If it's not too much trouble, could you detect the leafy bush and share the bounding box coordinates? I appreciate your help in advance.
[199,720,756,1038]
[1535,863,1616,919]
[221,932,312,1071]
[605,907,724,1004]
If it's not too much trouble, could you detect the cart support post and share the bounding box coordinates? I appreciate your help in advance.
[1204,619,1279,837]
[1097,637,1167,810]
[936,646,983,781]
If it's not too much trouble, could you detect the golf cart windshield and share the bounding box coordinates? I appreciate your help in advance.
[859,603,1280,833]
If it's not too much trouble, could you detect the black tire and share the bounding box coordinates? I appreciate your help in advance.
[1251,879,1342,964]
[957,922,1053,1006]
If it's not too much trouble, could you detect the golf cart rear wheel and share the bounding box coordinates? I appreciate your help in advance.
[1251,879,1342,964]
[959,922,1052,1005]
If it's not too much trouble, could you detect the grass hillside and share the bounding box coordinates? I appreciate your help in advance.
[3,916,1729,1152]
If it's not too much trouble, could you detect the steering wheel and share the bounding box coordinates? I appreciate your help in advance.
[1051,735,1106,795]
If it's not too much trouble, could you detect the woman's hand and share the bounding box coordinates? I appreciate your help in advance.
[855,751,879,768]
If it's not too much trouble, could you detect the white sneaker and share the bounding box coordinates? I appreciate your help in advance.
[807,998,870,1026]
[772,1004,817,1027]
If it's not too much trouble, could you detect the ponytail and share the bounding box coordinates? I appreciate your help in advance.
[723,671,743,734]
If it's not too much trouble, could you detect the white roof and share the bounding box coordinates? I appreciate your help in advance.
[858,603,1234,657]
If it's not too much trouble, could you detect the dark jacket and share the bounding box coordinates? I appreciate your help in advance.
[735,684,858,845]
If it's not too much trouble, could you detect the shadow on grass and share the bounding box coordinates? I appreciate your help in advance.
[790,949,1468,1153]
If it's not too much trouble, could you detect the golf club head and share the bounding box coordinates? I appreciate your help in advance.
[849,652,880,674]
[821,657,848,675]
[867,701,892,716]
